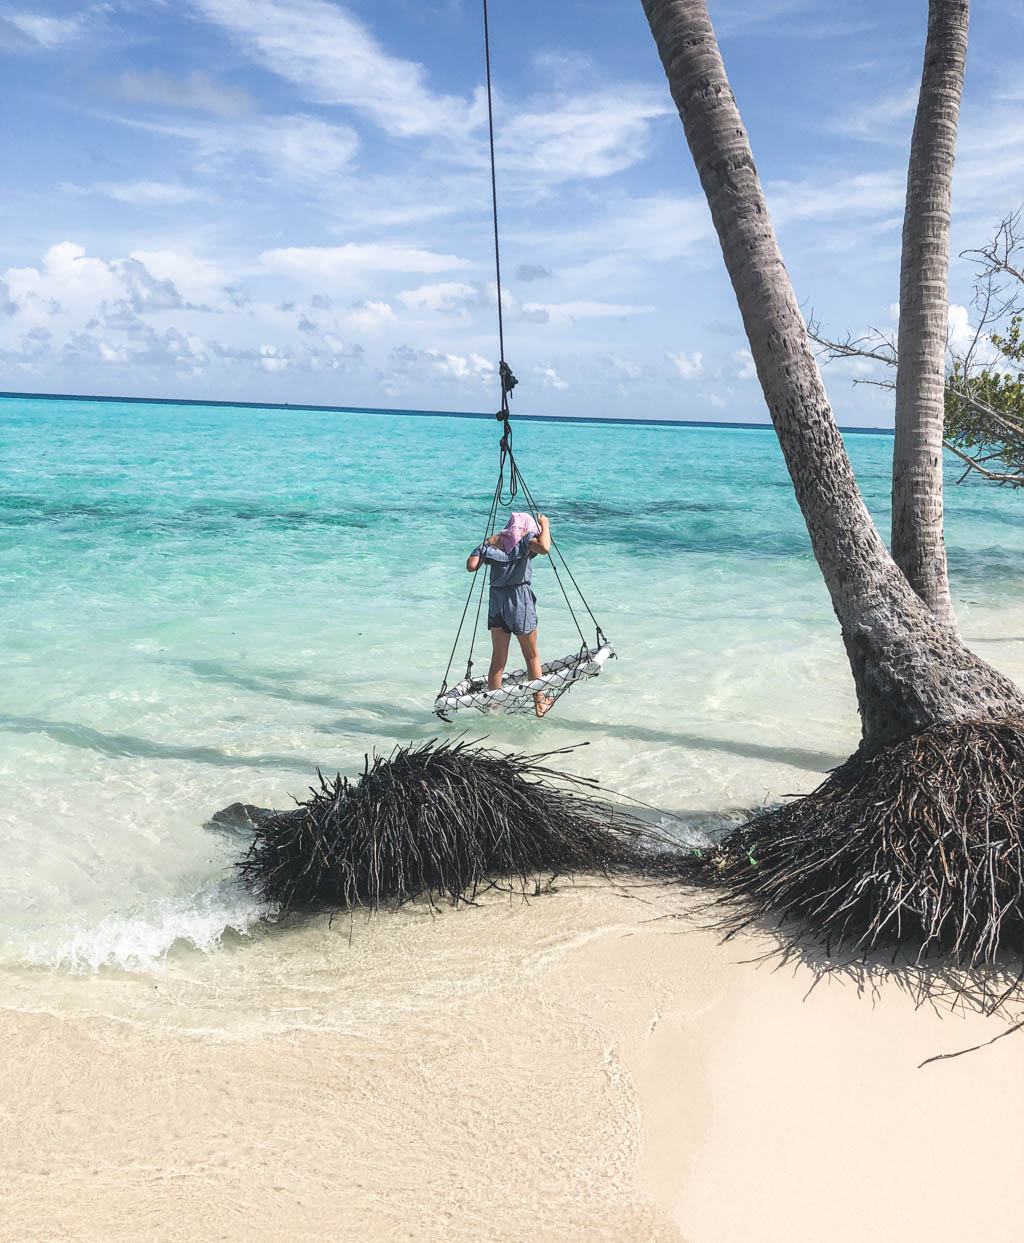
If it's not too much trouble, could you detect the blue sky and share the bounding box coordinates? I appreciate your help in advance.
[0,0,1021,424]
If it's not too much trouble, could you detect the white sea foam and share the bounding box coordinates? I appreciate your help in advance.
[18,886,274,973]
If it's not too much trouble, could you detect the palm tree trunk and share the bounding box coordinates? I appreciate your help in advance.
[892,0,968,630]
[640,0,1022,754]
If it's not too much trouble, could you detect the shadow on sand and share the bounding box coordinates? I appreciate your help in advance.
[657,891,1024,1061]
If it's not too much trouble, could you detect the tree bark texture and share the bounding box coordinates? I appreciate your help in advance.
[893,0,968,629]
[640,0,1023,753]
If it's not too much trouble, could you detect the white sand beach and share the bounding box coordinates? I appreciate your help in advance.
[4,882,1023,1243]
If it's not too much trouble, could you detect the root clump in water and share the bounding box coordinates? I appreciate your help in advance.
[234,738,687,911]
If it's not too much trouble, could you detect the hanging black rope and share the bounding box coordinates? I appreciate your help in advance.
[438,473,502,694]
[515,467,607,648]
[433,0,613,718]
[482,0,517,422]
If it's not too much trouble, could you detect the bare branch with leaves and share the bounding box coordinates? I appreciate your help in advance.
[812,208,1024,489]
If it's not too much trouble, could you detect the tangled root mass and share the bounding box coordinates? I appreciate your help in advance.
[715,718,1024,966]
[236,738,684,911]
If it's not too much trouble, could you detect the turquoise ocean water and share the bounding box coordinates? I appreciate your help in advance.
[2,394,1023,972]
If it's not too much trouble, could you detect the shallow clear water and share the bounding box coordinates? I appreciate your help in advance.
[2,394,1023,971]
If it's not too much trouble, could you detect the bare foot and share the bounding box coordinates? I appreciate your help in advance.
[534,694,554,718]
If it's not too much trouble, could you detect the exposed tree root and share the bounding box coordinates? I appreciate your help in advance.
[235,738,690,911]
[714,718,1024,967]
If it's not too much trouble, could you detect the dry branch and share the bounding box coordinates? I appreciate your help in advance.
[809,323,1024,485]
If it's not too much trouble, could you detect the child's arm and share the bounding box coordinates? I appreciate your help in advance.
[466,534,503,571]
[529,515,551,556]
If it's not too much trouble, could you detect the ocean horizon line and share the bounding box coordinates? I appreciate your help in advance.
[0,388,895,436]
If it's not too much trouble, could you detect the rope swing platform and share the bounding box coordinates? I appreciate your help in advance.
[435,642,616,718]
[433,0,614,720]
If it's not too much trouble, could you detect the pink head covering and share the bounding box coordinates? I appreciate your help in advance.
[495,511,539,553]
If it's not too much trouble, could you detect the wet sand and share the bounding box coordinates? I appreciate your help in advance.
[3,882,1023,1242]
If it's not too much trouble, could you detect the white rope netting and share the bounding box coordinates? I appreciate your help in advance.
[434,642,614,717]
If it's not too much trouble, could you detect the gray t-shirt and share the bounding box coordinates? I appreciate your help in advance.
[473,534,536,588]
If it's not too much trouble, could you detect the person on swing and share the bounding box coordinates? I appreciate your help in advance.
[466,512,554,717]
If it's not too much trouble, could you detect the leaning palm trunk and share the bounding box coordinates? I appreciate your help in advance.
[892,0,968,629]
[640,0,1019,756]
[641,0,1024,962]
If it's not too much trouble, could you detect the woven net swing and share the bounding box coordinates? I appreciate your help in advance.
[433,407,615,720]
[434,0,613,720]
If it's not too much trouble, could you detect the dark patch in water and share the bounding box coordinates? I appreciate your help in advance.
[575,519,813,559]
[0,713,314,771]
[173,659,350,707]
[541,713,844,771]
[555,496,742,523]
[0,492,467,535]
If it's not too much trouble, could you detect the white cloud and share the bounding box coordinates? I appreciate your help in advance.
[833,86,918,139]
[397,281,485,315]
[312,331,362,364]
[0,240,383,381]
[535,364,568,391]
[498,89,671,182]
[3,244,218,335]
[383,344,494,387]
[879,303,997,365]
[189,0,667,193]
[711,0,810,32]
[522,299,655,324]
[603,355,644,384]
[72,180,205,206]
[945,302,1002,367]
[733,348,757,381]
[667,349,704,379]
[425,350,494,383]
[129,250,230,304]
[258,344,289,372]
[953,111,1024,222]
[611,196,715,260]
[262,244,472,283]
[113,113,359,182]
[3,10,84,47]
[108,70,253,118]
[712,0,874,39]
[995,74,1024,104]
[768,170,904,225]
[343,300,395,330]
[531,49,594,86]
[947,303,974,354]
[191,0,482,140]
[6,242,121,312]
[1,243,217,374]
[251,116,359,177]
[543,194,714,269]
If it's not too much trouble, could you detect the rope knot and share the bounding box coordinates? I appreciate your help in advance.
[499,359,518,400]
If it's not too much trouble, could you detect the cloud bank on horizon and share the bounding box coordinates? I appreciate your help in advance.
[0,0,1021,424]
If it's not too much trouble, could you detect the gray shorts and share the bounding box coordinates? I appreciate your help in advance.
[488,584,538,636]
